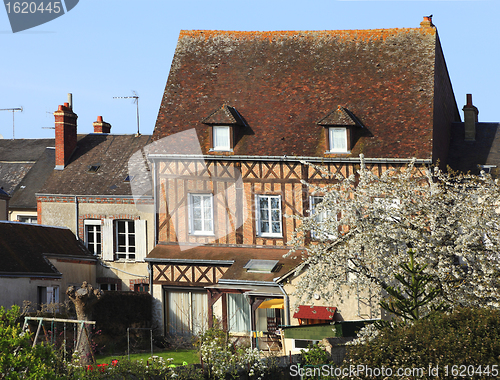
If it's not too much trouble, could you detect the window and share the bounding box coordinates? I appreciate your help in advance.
[165,289,208,336]
[84,220,102,255]
[292,339,320,352]
[134,283,149,292]
[18,215,37,223]
[37,286,59,309]
[116,220,135,259]
[213,126,231,151]
[189,194,214,235]
[328,127,348,153]
[310,196,337,240]
[227,293,251,333]
[99,283,117,291]
[257,195,282,237]
[101,219,147,262]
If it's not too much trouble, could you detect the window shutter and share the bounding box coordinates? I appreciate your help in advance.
[134,219,147,262]
[102,219,114,261]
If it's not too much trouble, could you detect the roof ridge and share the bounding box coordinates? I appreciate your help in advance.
[179,27,435,41]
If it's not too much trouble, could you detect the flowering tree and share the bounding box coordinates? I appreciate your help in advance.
[288,155,500,315]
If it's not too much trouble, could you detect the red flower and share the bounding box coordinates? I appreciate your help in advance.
[86,365,93,371]
[111,359,118,366]
[97,363,109,372]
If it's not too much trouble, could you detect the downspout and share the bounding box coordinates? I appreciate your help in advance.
[152,160,158,245]
[276,282,290,326]
[75,196,79,239]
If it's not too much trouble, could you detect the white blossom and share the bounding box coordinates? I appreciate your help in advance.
[288,155,500,314]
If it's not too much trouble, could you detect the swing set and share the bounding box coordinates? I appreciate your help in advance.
[22,317,96,362]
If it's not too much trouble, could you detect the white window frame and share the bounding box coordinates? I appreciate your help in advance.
[84,219,102,256]
[328,127,348,153]
[189,193,214,235]
[310,196,336,240]
[256,195,282,237]
[213,126,231,151]
[18,215,38,223]
[116,220,136,260]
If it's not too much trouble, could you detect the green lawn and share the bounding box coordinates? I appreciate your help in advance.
[95,349,199,365]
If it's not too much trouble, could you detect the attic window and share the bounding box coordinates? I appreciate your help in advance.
[213,126,231,151]
[243,259,279,273]
[124,175,134,183]
[88,164,101,173]
[328,128,348,153]
[202,104,246,153]
[317,106,364,155]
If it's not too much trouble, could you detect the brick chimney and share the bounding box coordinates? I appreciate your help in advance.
[54,101,78,170]
[93,116,111,133]
[463,94,479,141]
[420,15,434,28]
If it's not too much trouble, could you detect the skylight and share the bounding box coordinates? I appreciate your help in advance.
[243,259,279,273]
[88,164,101,173]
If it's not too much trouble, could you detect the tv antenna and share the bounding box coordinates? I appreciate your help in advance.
[113,91,140,135]
[0,107,23,139]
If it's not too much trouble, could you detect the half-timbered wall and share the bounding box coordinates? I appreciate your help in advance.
[156,158,407,247]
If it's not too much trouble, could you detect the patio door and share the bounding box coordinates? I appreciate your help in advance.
[164,288,208,336]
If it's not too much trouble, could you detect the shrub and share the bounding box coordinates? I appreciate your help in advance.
[0,305,59,379]
[343,307,500,379]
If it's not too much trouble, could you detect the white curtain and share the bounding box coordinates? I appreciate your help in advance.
[167,290,208,336]
[227,294,250,333]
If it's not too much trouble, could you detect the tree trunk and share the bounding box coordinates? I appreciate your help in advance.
[66,282,102,366]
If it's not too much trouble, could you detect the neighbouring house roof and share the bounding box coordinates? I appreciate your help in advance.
[39,134,152,196]
[447,122,500,177]
[9,148,55,209]
[0,139,55,199]
[146,243,299,283]
[153,23,459,162]
[0,221,96,278]
[293,305,337,320]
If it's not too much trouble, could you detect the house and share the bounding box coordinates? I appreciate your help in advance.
[447,94,500,177]
[0,221,96,310]
[36,100,155,293]
[146,16,460,345]
[0,137,55,223]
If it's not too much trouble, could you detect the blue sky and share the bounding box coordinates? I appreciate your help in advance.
[1,0,498,139]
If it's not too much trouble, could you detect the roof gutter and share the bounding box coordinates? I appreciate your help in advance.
[0,272,62,279]
[217,279,280,287]
[36,193,153,199]
[144,257,234,265]
[148,154,432,165]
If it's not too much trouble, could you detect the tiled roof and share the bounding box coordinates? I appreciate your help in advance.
[447,122,500,177]
[0,138,54,161]
[293,305,337,320]
[0,139,55,195]
[0,221,95,277]
[9,148,55,208]
[153,25,459,160]
[147,243,299,283]
[39,134,152,196]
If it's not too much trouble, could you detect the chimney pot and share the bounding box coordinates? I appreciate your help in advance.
[64,102,69,108]
[466,94,473,107]
[97,116,103,122]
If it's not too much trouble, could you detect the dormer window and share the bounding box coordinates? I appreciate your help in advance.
[328,128,348,153]
[202,104,246,153]
[317,106,364,155]
[213,126,231,151]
